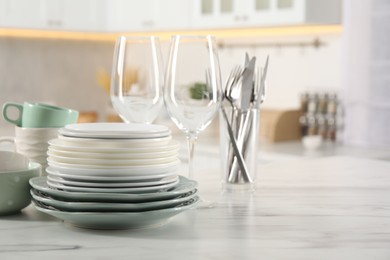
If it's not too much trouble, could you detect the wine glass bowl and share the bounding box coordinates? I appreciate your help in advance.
[164,35,222,180]
[110,36,164,124]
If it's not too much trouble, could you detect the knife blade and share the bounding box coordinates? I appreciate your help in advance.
[259,55,269,104]
[240,57,256,112]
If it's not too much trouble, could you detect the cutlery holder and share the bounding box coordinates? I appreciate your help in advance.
[219,106,260,192]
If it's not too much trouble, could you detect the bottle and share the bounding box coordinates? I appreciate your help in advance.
[327,93,338,115]
[299,115,308,137]
[300,92,309,114]
[307,93,318,114]
[307,114,318,136]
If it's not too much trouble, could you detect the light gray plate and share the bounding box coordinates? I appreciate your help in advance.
[33,196,199,230]
[29,176,198,203]
[31,188,197,212]
[46,167,176,183]
[46,177,180,193]
[46,174,179,188]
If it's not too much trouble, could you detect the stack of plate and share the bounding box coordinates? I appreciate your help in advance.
[30,123,199,230]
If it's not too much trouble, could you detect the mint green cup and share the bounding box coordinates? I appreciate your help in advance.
[2,102,79,128]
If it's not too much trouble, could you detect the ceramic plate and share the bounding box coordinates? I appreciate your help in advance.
[46,167,177,182]
[57,135,172,148]
[47,177,180,193]
[47,154,178,166]
[29,176,197,202]
[59,123,170,139]
[31,188,198,212]
[46,174,179,188]
[32,196,199,230]
[47,147,179,160]
[48,139,180,154]
[47,160,180,176]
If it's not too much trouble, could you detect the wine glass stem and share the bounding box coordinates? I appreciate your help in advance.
[186,134,198,180]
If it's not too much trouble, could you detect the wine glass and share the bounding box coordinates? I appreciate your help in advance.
[110,36,164,124]
[164,35,223,183]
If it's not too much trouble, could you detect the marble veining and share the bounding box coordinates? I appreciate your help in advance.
[1,151,390,260]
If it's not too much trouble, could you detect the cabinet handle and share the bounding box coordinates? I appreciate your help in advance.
[142,20,154,27]
[234,15,247,21]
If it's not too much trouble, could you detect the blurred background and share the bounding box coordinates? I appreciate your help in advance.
[0,0,388,148]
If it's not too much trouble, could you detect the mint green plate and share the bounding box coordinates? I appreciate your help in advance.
[31,188,197,212]
[33,196,199,230]
[29,176,197,203]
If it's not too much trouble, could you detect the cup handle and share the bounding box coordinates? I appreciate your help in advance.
[2,102,23,127]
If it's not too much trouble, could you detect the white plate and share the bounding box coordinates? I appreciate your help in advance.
[47,178,180,193]
[47,163,179,177]
[57,135,172,148]
[46,167,177,182]
[32,197,199,230]
[59,123,170,139]
[29,176,198,202]
[31,188,197,212]
[48,158,180,172]
[48,147,179,160]
[47,153,178,167]
[46,174,179,188]
[48,139,180,153]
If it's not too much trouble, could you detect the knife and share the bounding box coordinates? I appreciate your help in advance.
[258,55,269,107]
[240,57,256,112]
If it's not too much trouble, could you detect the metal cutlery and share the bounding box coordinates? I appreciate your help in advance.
[221,53,270,186]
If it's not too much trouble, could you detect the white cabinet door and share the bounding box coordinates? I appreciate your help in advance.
[248,0,306,26]
[105,0,158,31]
[0,0,7,26]
[1,0,44,29]
[156,0,191,30]
[191,0,340,29]
[61,0,106,31]
[191,0,249,28]
[40,0,105,31]
[41,0,62,29]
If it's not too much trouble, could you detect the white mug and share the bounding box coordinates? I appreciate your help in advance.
[0,127,60,175]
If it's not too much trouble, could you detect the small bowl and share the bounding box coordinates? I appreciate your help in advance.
[0,162,42,215]
[0,151,29,172]
[302,135,323,150]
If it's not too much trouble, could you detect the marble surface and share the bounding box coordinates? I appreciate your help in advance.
[1,142,390,259]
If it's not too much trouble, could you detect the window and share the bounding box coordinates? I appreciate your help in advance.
[277,0,293,9]
[220,0,233,13]
[201,0,214,14]
[255,0,270,10]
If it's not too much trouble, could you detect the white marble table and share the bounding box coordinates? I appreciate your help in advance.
[1,142,390,259]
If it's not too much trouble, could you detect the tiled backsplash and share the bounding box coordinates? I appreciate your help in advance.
[0,38,114,132]
[0,34,341,134]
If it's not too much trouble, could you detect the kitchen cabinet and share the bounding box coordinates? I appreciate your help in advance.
[156,0,192,30]
[0,0,105,32]
[0,0,6,26]
[0,0,43,29]
[41,0,105,31]
[105,0,192,32]
[191,0,341,29]
[105,0,159,31]
[0,0,340,33]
